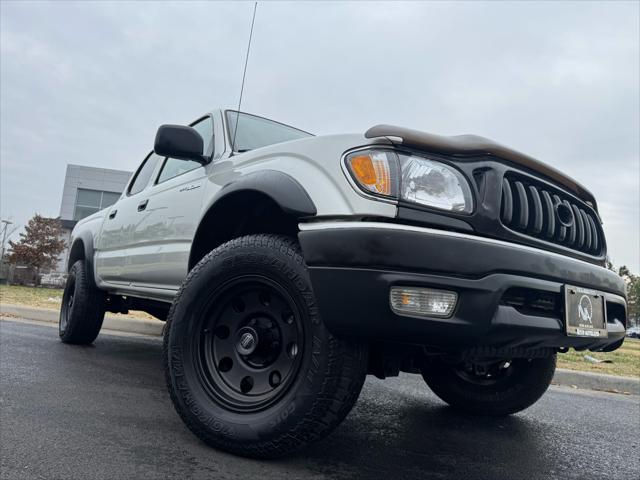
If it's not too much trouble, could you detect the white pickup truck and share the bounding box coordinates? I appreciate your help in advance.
[60,109,627,458]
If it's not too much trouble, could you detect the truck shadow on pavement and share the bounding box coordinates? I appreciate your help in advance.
[295,392,547,480]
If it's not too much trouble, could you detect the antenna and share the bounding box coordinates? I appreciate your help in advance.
[232,1,258,153]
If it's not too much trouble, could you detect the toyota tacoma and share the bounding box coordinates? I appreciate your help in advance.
[59,109,628,458]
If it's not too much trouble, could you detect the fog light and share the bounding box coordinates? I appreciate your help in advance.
[390,287,457,318]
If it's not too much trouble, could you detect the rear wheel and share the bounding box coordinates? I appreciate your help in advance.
[163,235,368,458]
[421,355,556,416]
[59,260,106,344]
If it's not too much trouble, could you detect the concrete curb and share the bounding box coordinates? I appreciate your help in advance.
[2,304,638,395]
[553,368,639,396]
[0,304,164,337]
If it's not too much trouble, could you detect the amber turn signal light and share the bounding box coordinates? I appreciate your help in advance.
[350,155,378,185]
[346,151,396,196]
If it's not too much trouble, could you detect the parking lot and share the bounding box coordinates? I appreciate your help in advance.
[1,318,638,480]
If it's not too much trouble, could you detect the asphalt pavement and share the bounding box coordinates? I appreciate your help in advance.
[1,318,638,480]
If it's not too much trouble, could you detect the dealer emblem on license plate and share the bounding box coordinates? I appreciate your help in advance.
[578,294,593,323]
[564,285,608,338]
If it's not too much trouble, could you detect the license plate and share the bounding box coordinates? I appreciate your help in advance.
[564,285,607,338]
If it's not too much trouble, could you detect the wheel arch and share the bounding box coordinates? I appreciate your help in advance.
[67,231,97,288]
[213,170,316,217]
[188,171,317,270]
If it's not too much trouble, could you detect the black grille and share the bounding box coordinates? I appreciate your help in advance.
[500,174,603,255]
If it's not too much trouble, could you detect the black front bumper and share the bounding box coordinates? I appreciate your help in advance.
[298,222,627,352]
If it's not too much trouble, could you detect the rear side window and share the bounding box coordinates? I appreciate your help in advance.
[129,153,161,195]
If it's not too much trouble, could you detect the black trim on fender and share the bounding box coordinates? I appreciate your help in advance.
[67,231,97,289]
[213,170,316,217]
[187,171,317,270]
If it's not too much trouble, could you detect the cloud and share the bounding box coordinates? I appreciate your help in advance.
[1,1,638,269]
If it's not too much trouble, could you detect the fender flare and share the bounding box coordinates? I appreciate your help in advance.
[211,170,317,217]
[188,171,317,269]
[68,230,98,288]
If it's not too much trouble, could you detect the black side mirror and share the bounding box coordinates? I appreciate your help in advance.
[154,125,209,164]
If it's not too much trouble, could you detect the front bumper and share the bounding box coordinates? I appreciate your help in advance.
[298,222,627,352]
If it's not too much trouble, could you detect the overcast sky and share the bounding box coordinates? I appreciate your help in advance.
[1,1,638,270]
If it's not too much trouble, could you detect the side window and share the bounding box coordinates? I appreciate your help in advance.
[225,110,311,152]
[192,116,214,157]
[156,157,202,184]
[129,153,161,195]
[156,116,212,184]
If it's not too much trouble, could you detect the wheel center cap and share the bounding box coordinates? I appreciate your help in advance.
[236,327,258,355]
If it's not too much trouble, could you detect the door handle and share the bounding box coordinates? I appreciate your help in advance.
[108,209,117,219]
[137,200,149,212]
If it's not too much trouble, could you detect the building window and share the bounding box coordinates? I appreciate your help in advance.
[73,188,121,220]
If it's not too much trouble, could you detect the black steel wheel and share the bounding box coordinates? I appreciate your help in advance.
[450,359,518,387]
[421,355,556,416]
[59,276,75,333]
[196,275,305,412]
[59,260,106,344]
[163,235,368,458]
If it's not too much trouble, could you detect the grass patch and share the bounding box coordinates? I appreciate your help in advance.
[0,284,65,309]
[0,284,154,320]
[558,338,640,378]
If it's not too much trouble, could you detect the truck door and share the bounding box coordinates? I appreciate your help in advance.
[125,115,214,291]
[94,153,162,286]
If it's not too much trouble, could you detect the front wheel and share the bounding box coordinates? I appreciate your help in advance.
[163,235,368,458]
[421,355,556,416]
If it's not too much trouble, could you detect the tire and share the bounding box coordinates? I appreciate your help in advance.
[59,260,106,344]
[163,234,368,458]
[421,355,556,416]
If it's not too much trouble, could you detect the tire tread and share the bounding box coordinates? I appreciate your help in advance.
[422,355,557,416]
[163,234,367,458]
[59,260,106,345]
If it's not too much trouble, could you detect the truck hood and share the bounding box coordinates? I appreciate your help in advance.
[365,124,597,210]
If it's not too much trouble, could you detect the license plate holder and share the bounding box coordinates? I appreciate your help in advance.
[564,285,607,338]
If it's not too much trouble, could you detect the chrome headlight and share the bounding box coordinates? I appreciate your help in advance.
[398,154,473,213]
[345,149,473,213]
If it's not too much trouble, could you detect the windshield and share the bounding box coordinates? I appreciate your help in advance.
[226,110,312,152]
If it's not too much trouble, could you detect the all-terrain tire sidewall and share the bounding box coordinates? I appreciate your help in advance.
[59,260,106,344]
[163,235,367,458]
